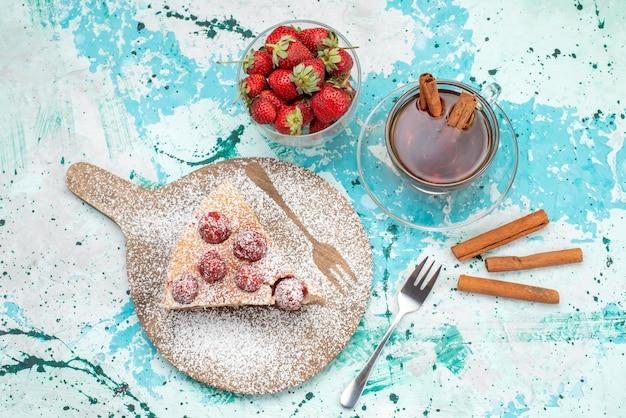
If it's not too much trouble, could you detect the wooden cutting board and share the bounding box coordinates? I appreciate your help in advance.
[65,157,373,394]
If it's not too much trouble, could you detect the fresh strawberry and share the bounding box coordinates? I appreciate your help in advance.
[236,73,267,103]
[268,69,300,101]
[242,48,274,76]
[258,89,286,112]
[292,97,314,125]
[310,80,354,122]
[309,117,334,133]
[217,48,273,77]
[299,27,338,53]
[344,79,357,97]
[273,105,305,135]
[291,58,325,95]
[319,46,354,76]
[266,35,313,69]
[264,25,300,55]
[250,97,277,124]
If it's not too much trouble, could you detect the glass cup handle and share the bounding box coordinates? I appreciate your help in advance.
[481,82,502,104]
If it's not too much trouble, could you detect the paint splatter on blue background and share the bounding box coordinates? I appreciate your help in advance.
[3,0,626,416]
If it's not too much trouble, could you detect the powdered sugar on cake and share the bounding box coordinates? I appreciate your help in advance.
[164,180,324,310]
[118,158,372,394]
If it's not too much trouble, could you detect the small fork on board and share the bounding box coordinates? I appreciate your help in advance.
[245,162,357,292]
[340,257,442,409]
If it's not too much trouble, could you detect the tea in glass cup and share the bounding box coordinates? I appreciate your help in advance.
[385,80,501,194]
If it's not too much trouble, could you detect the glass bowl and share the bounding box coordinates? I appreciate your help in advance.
[236,19,361,147]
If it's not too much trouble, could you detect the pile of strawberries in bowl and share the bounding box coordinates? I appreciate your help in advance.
[231,20,361,147]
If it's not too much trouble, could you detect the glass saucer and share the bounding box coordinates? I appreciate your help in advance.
[357,82,518,231]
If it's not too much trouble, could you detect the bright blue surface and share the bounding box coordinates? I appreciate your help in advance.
[2,1,625,416]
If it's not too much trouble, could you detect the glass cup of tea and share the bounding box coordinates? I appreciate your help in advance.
[385,80,502,195]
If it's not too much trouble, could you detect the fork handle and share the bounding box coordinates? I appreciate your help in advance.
[245,162,315,243]
[340,311,406,409]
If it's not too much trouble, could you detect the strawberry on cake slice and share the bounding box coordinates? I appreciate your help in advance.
[164,181,324,311]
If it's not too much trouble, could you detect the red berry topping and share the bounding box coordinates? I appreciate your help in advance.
[234,264,264,292]
[171,274,199,304]
[274,278,304,311]
[233,228,268,262]
[198,211,232,244]
[197,250,227,283]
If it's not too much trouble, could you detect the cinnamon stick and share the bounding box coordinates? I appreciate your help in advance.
[451,210,549,261]
[447,91,477,129]
[485,248,583,272]
[418,73,430,110]
[418,73,443,117]
[457,274,560,304]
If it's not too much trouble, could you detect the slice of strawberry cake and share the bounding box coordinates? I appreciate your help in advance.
[164,181,324,311]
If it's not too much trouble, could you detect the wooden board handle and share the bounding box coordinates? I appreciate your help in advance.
[66,162,142,225]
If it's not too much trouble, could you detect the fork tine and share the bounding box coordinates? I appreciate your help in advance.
[341,258,440,408]
[415,260,435,288]
[420,264,442,293]
[403,257,428,290]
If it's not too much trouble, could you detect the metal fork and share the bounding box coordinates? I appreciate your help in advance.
[340,257,442,409]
